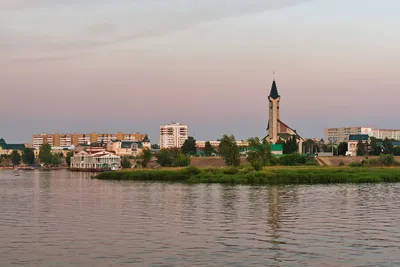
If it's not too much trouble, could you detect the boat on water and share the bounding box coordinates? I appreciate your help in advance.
[13,167,20,176]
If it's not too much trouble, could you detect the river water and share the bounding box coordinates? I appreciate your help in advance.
[1,170,400,267]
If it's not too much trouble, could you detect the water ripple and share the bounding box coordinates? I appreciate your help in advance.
[1,170,400,266]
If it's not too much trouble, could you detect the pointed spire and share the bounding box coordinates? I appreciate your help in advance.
[269,80,279,100]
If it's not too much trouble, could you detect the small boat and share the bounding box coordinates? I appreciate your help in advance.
[13,167,20,176]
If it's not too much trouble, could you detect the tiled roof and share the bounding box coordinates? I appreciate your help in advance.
[121,141,143,149]
[0,143,25,150]
[142,136,150,143]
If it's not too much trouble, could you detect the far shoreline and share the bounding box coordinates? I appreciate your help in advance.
[94,166,400,185]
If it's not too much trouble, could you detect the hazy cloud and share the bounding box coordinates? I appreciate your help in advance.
[0,0,313,61]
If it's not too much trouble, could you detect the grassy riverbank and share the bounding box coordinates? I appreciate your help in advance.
[95,166,400,185]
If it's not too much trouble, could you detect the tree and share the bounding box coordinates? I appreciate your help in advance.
[155,148,190,167]
[121,156,131,168]
[383,138,394,154]
[22,147,35,165]
[151,144,160,149]
[356,140,366,156]
[369,137,381,156]
[246,137,273,171]
[218,135,240,167]
[181,136,197,155]
[155,149,173,167]
[283,136,298,154]
[11,150,21,166]
[39,143,52,165]
[337,142,348,156]
[141,148,152,168]
[393,147,400,156]
[204,141,215,156]
[65,151,74,166]
[51,153,62,166]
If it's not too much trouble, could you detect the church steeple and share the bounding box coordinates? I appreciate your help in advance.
[269,80,279,100]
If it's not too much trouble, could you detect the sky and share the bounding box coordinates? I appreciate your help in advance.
[1,0,400,144]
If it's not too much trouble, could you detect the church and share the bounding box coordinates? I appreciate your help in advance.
[264,79,304,153]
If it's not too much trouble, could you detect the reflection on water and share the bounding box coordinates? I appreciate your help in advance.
[1,170,400,266]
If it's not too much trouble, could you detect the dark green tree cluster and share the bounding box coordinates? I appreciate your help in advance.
[11,150,21,166]
[140,148,152,168]
[155,148,190,167]
[121,156,132,168]
[22,148,35,165]
[218,135,240,167]
[38,144,65,166]
[181,136,197,155]
[246,137,273,171]
[203,141,216,156]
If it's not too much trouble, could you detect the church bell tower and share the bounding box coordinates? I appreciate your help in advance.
[267,79,280,144]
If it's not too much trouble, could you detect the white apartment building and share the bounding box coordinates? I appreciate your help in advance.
[160,123,188,149]
[324,127,371,144]
[324,127,400,143]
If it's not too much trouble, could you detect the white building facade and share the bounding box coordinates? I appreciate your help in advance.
[160,123,188,149]
[324,127,400,143]
[70,151,121,170]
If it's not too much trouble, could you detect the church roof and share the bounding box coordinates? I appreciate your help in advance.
[269,80,280,99]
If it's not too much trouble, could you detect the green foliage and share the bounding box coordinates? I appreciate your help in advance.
[141,148,152,168]
[173,153,191,167]
[349,161,364,167]
[278,153,308,166]
[11,150,21,166]
[383,138,394,154]
[151,144,160,149]
[393,147,400,156]
[339,161,345,166]
[337,142,348,156]
[378,154,396,166]
[246,137,273,170]
[218,134,240,167]
[121,156,132,168]
[369,137,381,156]
[39,144,52,165]
[96,166,400,185]
[51,153,62,167]
[181,136,197,155]
[204,141,215,156]
[356,141,366,156]
[65,151,74,166]
[283,135,298,154]
[155,148,190,167]
[22,148,35,165]
[156,149,173,166]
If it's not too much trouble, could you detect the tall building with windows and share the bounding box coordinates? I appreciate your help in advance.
[324,127,400,143]
[160,123,188,149]
[32,132,148,149]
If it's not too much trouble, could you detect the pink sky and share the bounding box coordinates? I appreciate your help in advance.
[1,0,400,143]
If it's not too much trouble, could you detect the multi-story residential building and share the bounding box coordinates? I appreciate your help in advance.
[324,127,371,144]
[196,140,249,149]
[324,127,400,144]
[160,123,188,149]
[370,129,400,140]
[32,132,148,149]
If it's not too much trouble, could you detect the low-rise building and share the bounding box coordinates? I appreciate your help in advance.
[196,140,249,149]
[33,132,149,149]
[70,151,121,171]
[0,138,26,155]
[347,134,369,156]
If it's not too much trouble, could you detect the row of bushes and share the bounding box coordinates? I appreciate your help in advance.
[349,154,400,167]
[96,165,400,185]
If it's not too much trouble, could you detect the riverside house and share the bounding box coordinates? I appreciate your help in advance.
[70,151,121,171]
